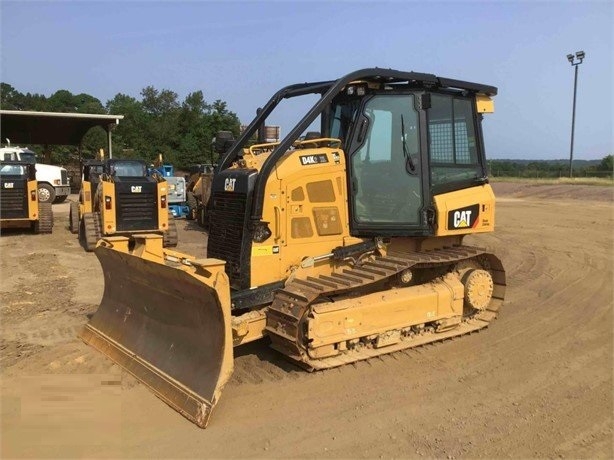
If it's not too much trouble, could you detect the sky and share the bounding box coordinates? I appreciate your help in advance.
[1,0,612,160]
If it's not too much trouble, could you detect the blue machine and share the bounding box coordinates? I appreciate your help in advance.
[148,162,190,218]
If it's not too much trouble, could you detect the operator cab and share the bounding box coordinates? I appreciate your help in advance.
[328,83,488,236]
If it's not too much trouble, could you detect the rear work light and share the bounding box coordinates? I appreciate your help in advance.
[31,190,37,201]
[105,196,112,210]
[161,195,167,208]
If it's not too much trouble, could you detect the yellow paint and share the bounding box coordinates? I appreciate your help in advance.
[81,181,93,214]
[252,245,275,256]
[246,143,358,287]
[433,184,496,236]
[100,181,116,233]
[27,179,38,220]
[157,181,168,231]
[476,95,495,113]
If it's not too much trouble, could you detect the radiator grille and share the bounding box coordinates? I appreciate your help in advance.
[61,169,68,185]
[0,181,28,219]
[207,191,248,287]
[115,185,158,231]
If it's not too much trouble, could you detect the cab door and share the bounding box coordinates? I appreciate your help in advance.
[347,93,429,236]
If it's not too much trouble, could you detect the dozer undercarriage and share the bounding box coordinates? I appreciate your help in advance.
[266,246,505,370]
[82,235,505,427]
[82,68,506,428]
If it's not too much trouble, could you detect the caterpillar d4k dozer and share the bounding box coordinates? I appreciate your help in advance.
[70,158,178,251]
[0,161,53,234]
[81,68,506,428]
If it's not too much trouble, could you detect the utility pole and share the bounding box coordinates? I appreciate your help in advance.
[566,50,585,178]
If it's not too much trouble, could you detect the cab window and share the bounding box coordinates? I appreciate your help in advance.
[428,94,481,188]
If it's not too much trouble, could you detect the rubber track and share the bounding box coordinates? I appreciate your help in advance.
[36,202,54,234]
[265,245,506,370]
[69,201,79,234]
[82,212,102,251]
[163,213,179,247]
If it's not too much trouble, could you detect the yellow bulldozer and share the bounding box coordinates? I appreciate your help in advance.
[185,163,215,226]
[81,68,506,428]
[0,161,53,234]
[185,132,236,227]
[69,158,178,251]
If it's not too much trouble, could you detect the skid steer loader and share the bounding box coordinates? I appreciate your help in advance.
[69,158,178,251]
[0,161,53,233]
[82,68,506,428]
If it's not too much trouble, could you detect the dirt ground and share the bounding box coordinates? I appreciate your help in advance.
[1,182,612,458]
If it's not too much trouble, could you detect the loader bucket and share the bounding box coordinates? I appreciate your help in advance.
[80,238,234,428]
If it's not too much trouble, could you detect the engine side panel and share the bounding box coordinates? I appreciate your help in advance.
[251,147,355,287]
[432,184,495,236]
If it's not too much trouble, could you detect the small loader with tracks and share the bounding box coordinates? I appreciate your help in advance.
[82,68,506,428]
[0,160,53,234]
[69,158,178,251]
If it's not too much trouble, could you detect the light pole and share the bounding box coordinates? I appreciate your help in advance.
[566,50,585,178]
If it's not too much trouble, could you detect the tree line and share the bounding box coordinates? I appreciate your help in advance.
[1,83,241,169]
[489,157,613,179]
[2,83,611,178]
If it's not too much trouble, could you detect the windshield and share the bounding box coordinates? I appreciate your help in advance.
[111,161,146,177]
[0,164,27,176]
[19,152,36,164]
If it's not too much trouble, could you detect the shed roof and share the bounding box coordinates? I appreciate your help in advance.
[0,110,124,146]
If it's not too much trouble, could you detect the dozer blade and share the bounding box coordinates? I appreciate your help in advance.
[80,238,234,428]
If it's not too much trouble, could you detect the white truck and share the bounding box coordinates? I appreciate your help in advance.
[0,146,71,203]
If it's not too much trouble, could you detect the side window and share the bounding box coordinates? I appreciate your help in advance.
[428,95,482,188]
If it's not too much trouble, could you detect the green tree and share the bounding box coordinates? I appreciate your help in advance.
[140,86,181,164]
[597,154,613,177]
[74,93,105,114]
[1,84,49,111]
[1,83,25,109]
[174,93,240,168]
[204,100,241,164]
[106,93,148,159]
[1,82,242,169]
[46,89,104,114]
